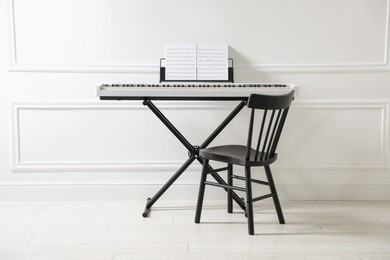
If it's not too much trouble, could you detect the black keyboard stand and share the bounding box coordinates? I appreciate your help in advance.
[142,98,247,217]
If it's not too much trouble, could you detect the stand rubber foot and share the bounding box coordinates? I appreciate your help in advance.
[142,198,152,217]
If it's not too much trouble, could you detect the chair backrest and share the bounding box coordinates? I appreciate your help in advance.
[245,90,294,161]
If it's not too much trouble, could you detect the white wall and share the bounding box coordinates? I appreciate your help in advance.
[1,0,390,201]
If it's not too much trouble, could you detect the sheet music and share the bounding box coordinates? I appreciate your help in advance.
[165,44,228,81]
[165,44,197,80]
[197,44,228,80]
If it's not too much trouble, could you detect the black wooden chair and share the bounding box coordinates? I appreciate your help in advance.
[194,91,294,235]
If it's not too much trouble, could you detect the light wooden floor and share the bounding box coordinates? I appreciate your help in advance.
[0,200,390,260]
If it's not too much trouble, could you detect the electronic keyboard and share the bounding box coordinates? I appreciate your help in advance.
[97,83,295,100]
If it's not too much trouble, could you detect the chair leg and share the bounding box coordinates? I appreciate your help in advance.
[244,166,255,235]
[227,164,233,213]
[195,159,209,224]
[264,165,285,224]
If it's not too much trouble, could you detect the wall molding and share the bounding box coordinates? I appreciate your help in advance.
[11,100,390,172]
[7,0,390,74]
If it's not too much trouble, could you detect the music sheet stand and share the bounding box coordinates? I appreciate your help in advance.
[140,59,247,217]
[159,58,234,83]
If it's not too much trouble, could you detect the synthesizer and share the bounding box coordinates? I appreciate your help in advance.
[97,83,295,100]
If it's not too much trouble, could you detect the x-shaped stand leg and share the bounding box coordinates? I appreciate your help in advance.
[142,99,247,217]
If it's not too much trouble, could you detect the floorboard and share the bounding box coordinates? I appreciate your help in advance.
[0,200,389,259]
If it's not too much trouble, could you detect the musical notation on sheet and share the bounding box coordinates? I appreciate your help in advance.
[165,44,197,80]
[165,44,228,81]
[197,44,228,80]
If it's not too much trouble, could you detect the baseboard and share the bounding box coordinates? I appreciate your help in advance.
[0,184,389,201]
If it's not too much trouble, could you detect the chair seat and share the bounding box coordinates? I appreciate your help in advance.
[200,145,277,166]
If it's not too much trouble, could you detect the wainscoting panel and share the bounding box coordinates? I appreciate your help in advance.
[12,100,389,172]
[9,0,390,72]
[279,101,389,170]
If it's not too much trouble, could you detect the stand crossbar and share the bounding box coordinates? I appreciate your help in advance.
[142,99,247,217]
